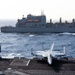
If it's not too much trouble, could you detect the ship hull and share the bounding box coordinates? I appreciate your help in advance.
[1,27,75,33]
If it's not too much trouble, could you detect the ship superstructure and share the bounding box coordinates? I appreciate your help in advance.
[1,14,75,33]
[16,14,46,28]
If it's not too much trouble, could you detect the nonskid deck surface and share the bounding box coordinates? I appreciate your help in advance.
[0,58,75,75]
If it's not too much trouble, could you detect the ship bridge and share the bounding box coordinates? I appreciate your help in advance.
[16,14,46,27]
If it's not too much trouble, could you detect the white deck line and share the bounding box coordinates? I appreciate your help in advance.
[10,60,14,65]
[26,60,30,66]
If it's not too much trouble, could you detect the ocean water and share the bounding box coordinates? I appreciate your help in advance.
[0,20,75,58]
[0,32,75,58]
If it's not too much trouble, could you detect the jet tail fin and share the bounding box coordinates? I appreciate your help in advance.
[50,43,54,53]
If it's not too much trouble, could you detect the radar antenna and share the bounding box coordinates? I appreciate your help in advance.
[41,10,44,16]
[22,15,24,18]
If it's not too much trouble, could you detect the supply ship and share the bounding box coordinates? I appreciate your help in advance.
[1,13,75,33]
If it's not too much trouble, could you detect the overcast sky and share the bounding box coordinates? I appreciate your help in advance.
[0,0,75,21]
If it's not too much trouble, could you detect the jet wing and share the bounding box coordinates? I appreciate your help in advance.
[47,54,52,64]
[52,51,65,58]
[52,47,65,57]
[36,51,47,57]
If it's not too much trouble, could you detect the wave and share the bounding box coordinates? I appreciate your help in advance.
[58,32,75,36]
[2,53,22,58]
[29,34,35,37]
